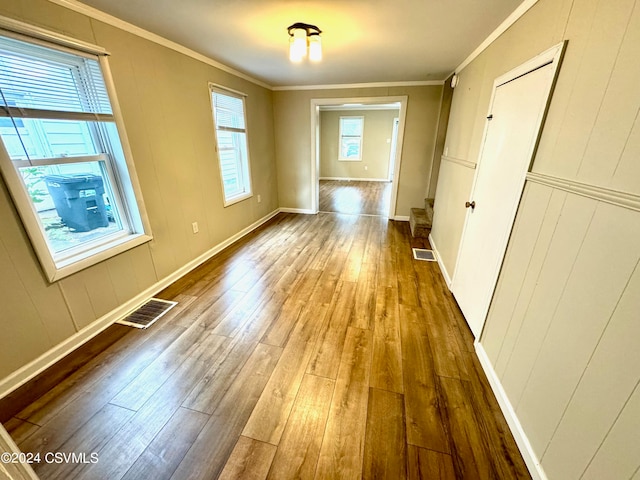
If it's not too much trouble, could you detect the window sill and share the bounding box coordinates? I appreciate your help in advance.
[223,192,253,207]
[46,233,153,282]
[338,158,362,162]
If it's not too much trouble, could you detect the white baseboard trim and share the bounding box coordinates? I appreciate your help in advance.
[278,207,316,214]
[428,233,453,288]
[319,177,390,182]
[393,215,410,221]
[475,342,548,480]
[0,208,281,400]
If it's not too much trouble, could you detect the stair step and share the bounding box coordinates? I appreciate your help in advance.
[425,198,435,210]
[425,198,435,225]
[409,208,431,238]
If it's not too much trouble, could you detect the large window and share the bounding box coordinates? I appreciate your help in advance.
[0,28,151,281]
[210,85,252,206]
[338,116,364,161]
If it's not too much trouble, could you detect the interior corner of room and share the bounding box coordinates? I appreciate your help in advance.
[1,0,640,479]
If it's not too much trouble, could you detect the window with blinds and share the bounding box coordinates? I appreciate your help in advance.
[0,30,151,281]
[210,86,252,205]
[338,116,364,161]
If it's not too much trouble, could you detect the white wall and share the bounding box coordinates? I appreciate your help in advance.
[431,0,640,478]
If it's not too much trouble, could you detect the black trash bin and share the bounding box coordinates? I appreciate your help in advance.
[45,174,109,232]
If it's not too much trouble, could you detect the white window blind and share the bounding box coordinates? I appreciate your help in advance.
[210,87,252,205]
[0,38,112,120]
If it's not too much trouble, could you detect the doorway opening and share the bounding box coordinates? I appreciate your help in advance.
[310,96,408,218]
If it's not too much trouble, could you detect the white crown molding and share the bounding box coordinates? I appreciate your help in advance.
[46,0,272,89]
[526,172,640,213]
[0,14,108,55]
[273,80,444,91]
[454,0,540,75]
[442,155,477,169]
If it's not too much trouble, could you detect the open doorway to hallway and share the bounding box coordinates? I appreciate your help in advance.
[311,96,408,218]
[317,104,399,216]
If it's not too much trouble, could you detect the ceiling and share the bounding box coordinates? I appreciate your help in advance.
[77,0,524,88]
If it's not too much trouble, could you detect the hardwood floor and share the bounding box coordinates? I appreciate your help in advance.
[1,213,531,479]
[319,180,391,216]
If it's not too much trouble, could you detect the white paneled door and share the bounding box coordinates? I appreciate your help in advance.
[451,43,565,339]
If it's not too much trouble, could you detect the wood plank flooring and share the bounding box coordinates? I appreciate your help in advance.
[1,212,531,479]
[319,180,391,216]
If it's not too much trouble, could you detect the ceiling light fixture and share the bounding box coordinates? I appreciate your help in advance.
[287,22,322,62]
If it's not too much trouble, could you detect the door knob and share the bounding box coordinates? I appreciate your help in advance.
[465,201,476,209]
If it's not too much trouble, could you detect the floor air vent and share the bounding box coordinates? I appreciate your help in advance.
[117,298,178,329]
[412,248,436,262]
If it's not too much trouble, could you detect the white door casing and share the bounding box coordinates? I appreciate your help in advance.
[388,117,399,181]
[451,42,566,339]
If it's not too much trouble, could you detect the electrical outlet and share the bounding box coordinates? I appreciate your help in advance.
[192,222,199,234]
[364,165,368,171]
[257,194,261,203]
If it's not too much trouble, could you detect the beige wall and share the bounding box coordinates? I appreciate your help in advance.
[427,75,454,199]
[273,85,442,217]
[0,0,278,380]
[319,109,398,180]
[431,0,640,478]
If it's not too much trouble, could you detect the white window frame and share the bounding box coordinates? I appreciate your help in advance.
[338,115,364,161]
[0,20,152,282]
[209,83,253,207]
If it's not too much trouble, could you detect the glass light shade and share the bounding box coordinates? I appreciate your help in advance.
[289,29,306,62]
[308,34,322,62]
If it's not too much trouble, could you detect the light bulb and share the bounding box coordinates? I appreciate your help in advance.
[309,34,322,62]
[289,29,306,62]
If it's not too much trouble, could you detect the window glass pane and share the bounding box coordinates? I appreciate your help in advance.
[19,160,124,255]
[211,89,251,203]
[217,130,247,197]
[0,117,98,160]
[340,137,361,160]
